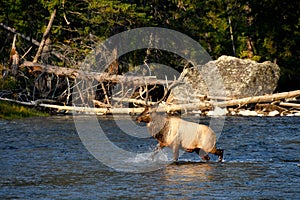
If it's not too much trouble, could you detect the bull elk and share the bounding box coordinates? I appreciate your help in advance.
[136,106,223,162]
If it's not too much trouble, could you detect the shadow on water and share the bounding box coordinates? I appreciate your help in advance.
[0,115,299,199]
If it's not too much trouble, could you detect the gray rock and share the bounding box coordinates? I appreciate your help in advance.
[170,55,280,103]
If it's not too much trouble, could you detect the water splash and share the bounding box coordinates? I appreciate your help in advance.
[127,148,172,164]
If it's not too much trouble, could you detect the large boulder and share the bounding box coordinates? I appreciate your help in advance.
[170,55,280,102]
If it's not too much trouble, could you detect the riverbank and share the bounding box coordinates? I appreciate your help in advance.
[0,101,49,120]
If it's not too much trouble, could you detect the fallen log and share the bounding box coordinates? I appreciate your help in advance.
[2,91,300,116]
[38,100,211,114]
[0,97,56,106]
[22,61,79,78]
[279,102,300,109]
[112,97,157,106]
[214,90,300,108]
[0,97,35,106]
[165,102,211,113]
[21,61,180,85]
[39,104,146,114]
[112,97,211,111]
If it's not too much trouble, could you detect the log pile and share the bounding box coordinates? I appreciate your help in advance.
[2,53,300,117]
[1,13,300,117]
[1,89,300,116]
[207,90,300,117]
[2,49,300,117]
[24,90,300,116]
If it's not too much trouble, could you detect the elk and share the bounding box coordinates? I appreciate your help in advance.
[136,106,223,162]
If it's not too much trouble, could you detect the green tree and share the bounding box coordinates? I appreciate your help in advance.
[0,0,299,91]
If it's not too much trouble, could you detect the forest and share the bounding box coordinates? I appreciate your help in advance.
[0,0,299,93]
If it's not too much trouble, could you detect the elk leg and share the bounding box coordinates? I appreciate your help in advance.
[173,145,179,161]
[150,143,163,160]
[215,149,224,162]
[210,147,224,162]
[195,148,210,161]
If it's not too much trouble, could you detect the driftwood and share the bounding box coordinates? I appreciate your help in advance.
[214,90,300,107]
[113,98,211,112]
[279,102,300,109]
[1,89,300,116]
[112,97,157,106]
[37,95,300,116]
[38,101,210,114]
[39,104,145,114]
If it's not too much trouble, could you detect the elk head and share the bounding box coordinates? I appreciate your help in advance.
[136,107,151,123]
[136,77,180,123]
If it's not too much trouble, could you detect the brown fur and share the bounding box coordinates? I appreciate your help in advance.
[136,107,223,162]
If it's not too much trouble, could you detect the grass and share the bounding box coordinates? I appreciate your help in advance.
[0,101,49,120]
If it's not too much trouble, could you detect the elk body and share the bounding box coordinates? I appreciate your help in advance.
[136,107,223,162]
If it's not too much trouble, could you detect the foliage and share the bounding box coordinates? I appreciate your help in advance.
[0,77,18,90]
[0,0,299,91]
[0,101,49,120]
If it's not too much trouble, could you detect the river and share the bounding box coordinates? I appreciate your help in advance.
[1,115,299,199]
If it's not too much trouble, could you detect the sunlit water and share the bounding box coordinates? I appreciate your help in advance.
[0,115,299,199]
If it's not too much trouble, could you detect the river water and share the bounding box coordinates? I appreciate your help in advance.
[0,115,299,199]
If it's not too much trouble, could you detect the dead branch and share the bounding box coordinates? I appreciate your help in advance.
[1,22,64,61]
[93,100,111,108]
[0,97,56,106]
[0,23,40,46]
[65,77,71,104]
[100,82,110,105]
[9,34,19,76]
[33,9,57,63]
